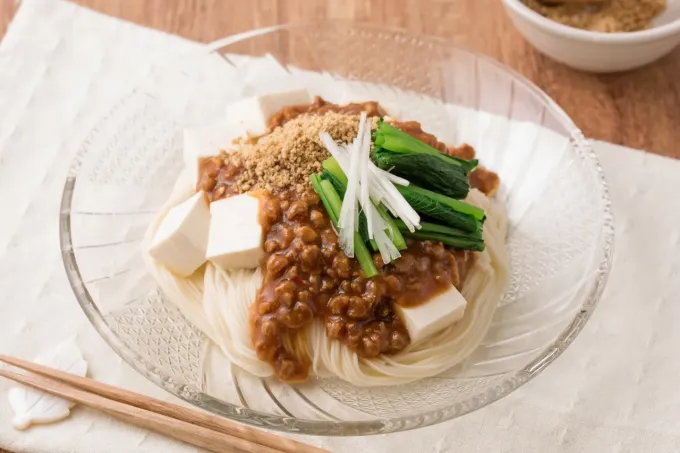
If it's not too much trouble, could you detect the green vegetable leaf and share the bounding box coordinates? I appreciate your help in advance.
[373,151,470,199]
[401,231,485,252]
[320,167,377,250]
[374,203,407,250]
[397,185,484,232]
[321,169,346,197]
[322,158,348,187]
[322,157,406,251]
[400,184,485,220]
[311,175,378,278]
[311,174,338,224]
[394,219,483,241]
[373,120,478,172]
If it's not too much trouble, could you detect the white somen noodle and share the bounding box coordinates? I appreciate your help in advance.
[143,170,510,387]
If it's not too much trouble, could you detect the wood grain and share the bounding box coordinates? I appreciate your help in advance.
[0,0,18,39]
[1,0,679,157]
[0,0,677,451]
[0,354,326,453]
[0,367,293,453]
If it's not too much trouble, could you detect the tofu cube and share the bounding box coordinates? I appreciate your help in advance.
[183,121,246,185]
[225,89,312,135]
[183,90,312,186]
[394,286,468,344]
[149,192,211,277]
[206,193,263,270]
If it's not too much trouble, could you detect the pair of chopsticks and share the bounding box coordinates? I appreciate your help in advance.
[0,355,329,453]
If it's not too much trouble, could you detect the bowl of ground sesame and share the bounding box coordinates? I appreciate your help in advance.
[502,0,680,72]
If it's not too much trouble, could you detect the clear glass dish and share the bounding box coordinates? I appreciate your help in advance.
[59,22,614,435]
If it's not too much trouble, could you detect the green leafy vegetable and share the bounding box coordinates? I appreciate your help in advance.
[394,219,483,240]
[322,157,407,251]
[373,120,478,172]
[374,203,407,250]
[322,158,347,187]
[359,207,379,252]
[310,174,378,277]
[316,119,489,257]
[373,152,470,199]
[320,168,378,251]
[310,174,337,223]
[397,184,485,233]
[401,231,485,252]
[320,169,346,197]
[393,219,484,251]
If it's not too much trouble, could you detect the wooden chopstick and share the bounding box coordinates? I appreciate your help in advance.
[0,355,328,453]
[0,354,322,453]
[0,367,277,453]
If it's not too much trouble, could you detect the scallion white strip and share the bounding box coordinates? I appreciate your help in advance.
[351,112,367,233]
[359,115,373,238]
[320,137,419,231]
[320,133,349,168]
[371,166,420,231]
[318,115,421,258]
[359,119,400,262]
[374,220,401,263]
[321,133,410,207]
[380,169,409,186]
[337,120,363,256]
[367,202,401,262]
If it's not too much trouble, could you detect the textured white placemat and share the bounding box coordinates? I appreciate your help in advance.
[1,1,680,452]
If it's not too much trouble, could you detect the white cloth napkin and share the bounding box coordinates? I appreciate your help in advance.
[1,1,680,452]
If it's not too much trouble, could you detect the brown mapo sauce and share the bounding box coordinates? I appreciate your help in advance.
[251,189,471,382]
[196,98,495,382]
[268,96,500,197]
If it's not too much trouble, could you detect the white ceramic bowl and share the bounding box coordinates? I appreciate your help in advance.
[502,0,680,72]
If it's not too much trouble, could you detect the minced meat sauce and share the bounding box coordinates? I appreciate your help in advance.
[269,96,500,197]
[197,98,494,382]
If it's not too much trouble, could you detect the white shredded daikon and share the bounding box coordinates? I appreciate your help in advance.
[356,120,401,261]
[359,117,373,238]
[385,177,420,230]
[367,202,401,263]
[374,220,401,263]
[318,142,419,227]
[337,112,374,256]
[318,114,421,260]
[380,169,409,186]
[337,140,360,256]
[320,133,348,167]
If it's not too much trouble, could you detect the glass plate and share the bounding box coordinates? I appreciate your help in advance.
[59,22,614,435]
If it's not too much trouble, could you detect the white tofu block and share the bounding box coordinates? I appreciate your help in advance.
[206,193,263,270]
[394,286,468,344]
[183,121,246,185]
[225,89,312,135]
[149,192,211,277]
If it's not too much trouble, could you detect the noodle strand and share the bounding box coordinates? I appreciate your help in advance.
[143,184,509,387]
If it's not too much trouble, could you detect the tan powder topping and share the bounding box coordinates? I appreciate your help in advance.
[231,112,371,193]
[522,0,666,32]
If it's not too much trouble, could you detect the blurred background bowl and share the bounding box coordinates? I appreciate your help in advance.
[60,22,614,435]
[502,0,680,72]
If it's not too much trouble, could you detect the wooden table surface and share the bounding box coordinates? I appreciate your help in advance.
[0,0,677,451]
[2,0,679,158]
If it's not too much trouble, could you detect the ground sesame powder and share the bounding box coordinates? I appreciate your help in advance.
[231,112,373,193]
[522,0,666,33]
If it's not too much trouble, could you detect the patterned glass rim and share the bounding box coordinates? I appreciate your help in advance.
[59,21,615,436]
